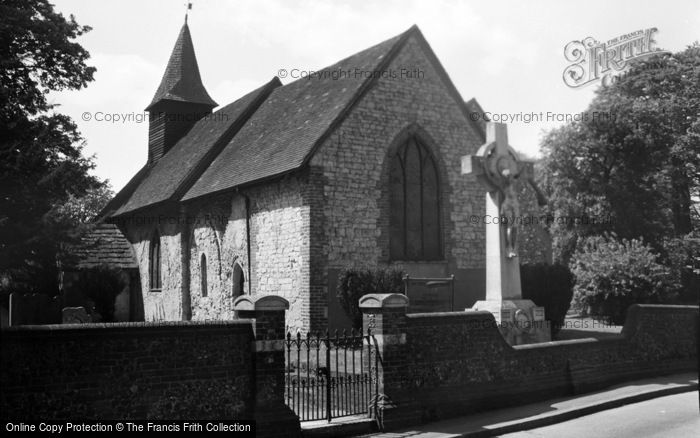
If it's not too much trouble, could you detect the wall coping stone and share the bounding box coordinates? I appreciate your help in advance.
[1,320,253,333]
[512,337,627,350]
[359,293,409,309]
[234,294,290,312]
[627,304,699,310]
[407,311,493,319]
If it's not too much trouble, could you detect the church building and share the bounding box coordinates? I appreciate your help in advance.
[103,21,498,332]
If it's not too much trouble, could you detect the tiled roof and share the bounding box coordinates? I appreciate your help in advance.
[181,29,410,200]
[111,78,280,216]
[108,25,484,215]
[146,22,217,110]
[99,163,151,218]
[464,98,487,140]
[70,223,137,270]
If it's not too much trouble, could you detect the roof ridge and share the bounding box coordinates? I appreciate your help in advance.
[108,78,281,218]
[180,26,418,202]
[297,25,421,168]
[99,164,152,219]
[405,26,485,142]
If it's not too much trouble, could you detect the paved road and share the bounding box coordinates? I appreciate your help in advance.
[499,392,700,438]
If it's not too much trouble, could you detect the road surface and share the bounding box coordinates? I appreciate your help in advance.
[499,392,700,438]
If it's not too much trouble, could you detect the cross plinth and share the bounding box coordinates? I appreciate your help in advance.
[462,122,551,345]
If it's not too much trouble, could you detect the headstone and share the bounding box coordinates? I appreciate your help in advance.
[462,122,551,345]
[62,307,92,324]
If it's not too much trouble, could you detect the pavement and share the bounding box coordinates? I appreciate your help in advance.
[359,372,699,438]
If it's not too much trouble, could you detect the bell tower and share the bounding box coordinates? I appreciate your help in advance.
[146,19,217,164]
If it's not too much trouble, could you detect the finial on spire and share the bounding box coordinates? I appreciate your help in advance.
[185,1,192,23]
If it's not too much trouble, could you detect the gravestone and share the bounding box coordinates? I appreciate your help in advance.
[62,306,92,324]
[462,122,551,345]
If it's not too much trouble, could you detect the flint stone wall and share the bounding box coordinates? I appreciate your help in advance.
[0,321,254,421]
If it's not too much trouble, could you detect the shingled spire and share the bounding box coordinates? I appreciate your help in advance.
[146,20,217,164]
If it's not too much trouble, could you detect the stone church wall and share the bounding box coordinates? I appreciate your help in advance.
[248,176,310,332]
[116,36,548,331]
[184,177,311,332]
[116,205,185,322]
[312,35,489,327]
[187,193,248,321]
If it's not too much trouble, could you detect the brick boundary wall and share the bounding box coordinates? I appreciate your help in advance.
[1,296,301,438]
[360,295,699,431]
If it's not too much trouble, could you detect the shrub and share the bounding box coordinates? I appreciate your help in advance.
[520,263,574,334]
[569,233,678,325]
[336,267,405,329]
[70,264,125,322]
[660,233,700,305]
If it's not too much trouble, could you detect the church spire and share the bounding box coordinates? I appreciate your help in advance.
[146,20,217,111]
[146,19,217,164]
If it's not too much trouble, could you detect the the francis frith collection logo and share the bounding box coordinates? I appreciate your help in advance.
[563,28,670,88]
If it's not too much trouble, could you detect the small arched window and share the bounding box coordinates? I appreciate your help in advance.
[200,254,208,297]
[232,263,245,299]
[149,231,162,290]
[389,137,442,261]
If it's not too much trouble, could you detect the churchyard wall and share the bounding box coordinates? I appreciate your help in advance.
[363,297,699,430]
[0,321,254,420]
[0,296,300,437]
[2,295,695,435]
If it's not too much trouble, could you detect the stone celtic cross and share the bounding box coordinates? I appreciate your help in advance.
[461,122,546,301]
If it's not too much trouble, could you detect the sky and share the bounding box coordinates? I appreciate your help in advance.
[49,0,700,192]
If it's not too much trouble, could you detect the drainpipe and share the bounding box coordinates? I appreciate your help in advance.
[244,194,253,295]
[180,204,192,320]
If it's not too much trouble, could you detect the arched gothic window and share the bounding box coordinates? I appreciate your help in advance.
[389,137,442,260]
[149,231,162,290]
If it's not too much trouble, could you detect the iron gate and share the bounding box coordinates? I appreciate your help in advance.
[284,329,376,422]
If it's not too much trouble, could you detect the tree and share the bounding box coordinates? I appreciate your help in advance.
[540,44,700,264]
[336,267,404,329]
[0,0,104,297]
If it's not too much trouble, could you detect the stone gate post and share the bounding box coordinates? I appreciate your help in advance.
[234,295,300,437]
[359,293,410,430]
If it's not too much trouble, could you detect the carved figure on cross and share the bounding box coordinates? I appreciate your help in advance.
[462,122,546,258]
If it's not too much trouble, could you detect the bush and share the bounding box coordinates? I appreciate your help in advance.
[660,233,700,305]
[520,263,574,334]
[70,264,125,322]
[336,267,405,329]
[569,233,678,325]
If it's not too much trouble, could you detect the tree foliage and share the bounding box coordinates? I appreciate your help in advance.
[540,44,700,264]
[570,233,678,324]
[520,263,573,333]
[70,264,124,322]
[336,267,404,329]
[0,0,105,296]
